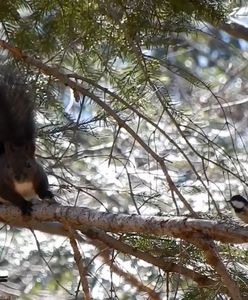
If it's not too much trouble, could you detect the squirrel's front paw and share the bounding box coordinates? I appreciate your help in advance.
[42,190,57,204]
[20,201,33,216]
[45,190,54,199]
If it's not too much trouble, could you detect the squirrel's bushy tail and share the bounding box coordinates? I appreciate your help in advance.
[0,68,35,145]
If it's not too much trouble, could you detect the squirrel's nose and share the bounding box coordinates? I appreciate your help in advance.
[14,175,21,181]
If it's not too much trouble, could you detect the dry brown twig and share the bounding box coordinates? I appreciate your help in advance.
[95,241,161,300]
[64,222,91,300]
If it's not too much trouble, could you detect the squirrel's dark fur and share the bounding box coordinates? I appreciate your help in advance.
[0,68,53,215]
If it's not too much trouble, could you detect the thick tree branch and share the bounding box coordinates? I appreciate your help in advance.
[0,203,247,244]
[0,205,218,288]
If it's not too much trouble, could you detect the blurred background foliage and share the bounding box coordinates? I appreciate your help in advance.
[1,0,248,299]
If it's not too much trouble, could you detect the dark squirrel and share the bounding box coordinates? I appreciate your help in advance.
[0,68,53,215]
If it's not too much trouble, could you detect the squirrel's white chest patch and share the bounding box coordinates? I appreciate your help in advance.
[14,181,36,200]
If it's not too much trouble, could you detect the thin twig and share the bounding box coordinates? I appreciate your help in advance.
[195,238,242,300]
[64,222,91,300]
[99,245,161,300]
